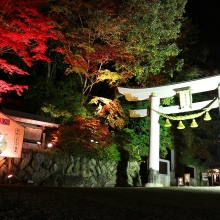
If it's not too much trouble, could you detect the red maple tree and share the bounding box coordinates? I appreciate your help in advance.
[58,116,112,153]
[72,117,112,152]
[49,0,134,105]
[0,0,57,96]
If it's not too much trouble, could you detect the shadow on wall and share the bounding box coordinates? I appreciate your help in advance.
[115,149,131,187]
[139,156,148,187]
[115,150,147,187]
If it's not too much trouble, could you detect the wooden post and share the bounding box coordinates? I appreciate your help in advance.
[7,157,11,175]
[7,157,12,184]
[218,83,220,115]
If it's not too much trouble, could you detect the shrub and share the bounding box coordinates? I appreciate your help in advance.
[96,144,120,162]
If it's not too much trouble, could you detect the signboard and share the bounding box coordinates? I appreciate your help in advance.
[0,112,24,158]
[184,173,190,186]
[177,177,184,186]
[202,173,208,181]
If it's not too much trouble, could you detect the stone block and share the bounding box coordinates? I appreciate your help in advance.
[20,152,32,170]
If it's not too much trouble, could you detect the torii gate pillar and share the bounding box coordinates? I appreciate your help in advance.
[147,94,163,187]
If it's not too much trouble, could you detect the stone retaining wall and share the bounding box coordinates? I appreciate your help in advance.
[0,151,142,187]
[159,174,170,187]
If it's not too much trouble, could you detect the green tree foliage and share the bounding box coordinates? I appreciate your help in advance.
[48,0,187,105]
[103,97,174,159]
[160,118,174,158]
[115,0,187,86]
[40,74,89,122]
[115,127,149,161]
[94,0,187,87]
[24,74,89,121]
[96,143,120,162]
[171,114,219,165]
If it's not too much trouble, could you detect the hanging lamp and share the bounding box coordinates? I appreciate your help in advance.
[177,121,185,129]
[204,111,211,121]
[164,119,172,127]
[190,119,198,128]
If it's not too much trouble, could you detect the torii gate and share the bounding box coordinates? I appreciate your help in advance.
[118,75,220,187]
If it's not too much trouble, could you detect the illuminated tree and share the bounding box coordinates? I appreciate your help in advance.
[58,116,112,153]
[89,96,127,129]
[0,0,57,96]
[34,0,130,121]
[49,0,132,105]
[118,0,187,86]
[41,0,187,132]
[49,0,187,101]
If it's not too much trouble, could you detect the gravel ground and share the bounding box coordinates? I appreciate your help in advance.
[0,185,220,220]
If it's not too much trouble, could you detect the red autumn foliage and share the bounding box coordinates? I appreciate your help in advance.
[58,117,112,153]
[72,117,112,152]
[0,80,28,96]
[50,0,134,104]
[0,0,57,96]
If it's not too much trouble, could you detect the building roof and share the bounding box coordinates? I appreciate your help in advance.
[2,108,60,128]
[203,157,220,169]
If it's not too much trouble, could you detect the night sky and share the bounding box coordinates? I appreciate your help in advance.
[186,0,220,69]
